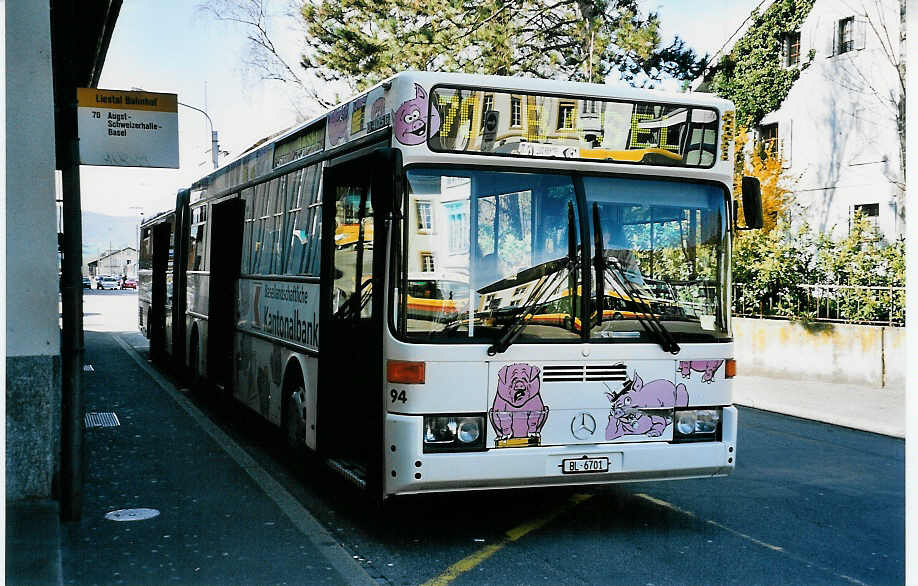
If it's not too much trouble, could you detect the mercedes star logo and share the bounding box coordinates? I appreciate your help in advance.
[571,412,597,440]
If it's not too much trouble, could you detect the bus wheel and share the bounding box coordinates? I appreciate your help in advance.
[283,380,307,451]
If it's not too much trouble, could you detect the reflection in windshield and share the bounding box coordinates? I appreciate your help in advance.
[398,169,727,344]
[585,176,727,340]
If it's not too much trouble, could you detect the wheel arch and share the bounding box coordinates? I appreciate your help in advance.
[282,352,317,451]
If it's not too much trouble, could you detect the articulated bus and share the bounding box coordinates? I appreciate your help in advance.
[139,71,762,502]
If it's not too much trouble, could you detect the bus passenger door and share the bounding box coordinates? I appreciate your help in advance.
[150,221,172,364]
[318,151,393,497]
[207,198,245,392]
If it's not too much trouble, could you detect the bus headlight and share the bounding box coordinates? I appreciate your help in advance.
[676,411,696,435]
[457,419,481,444]
[423,415,486,452]
[673,408,721,443]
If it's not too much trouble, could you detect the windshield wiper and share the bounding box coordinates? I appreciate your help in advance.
[486,202,579,356]
[592,203,680,354]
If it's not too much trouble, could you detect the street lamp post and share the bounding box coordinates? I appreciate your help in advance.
[131,87,219,169]
[179,101,219,170]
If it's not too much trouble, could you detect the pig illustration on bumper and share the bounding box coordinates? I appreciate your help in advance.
[605,373,688,440]
[489,363,549,445]
[678,360,724,383]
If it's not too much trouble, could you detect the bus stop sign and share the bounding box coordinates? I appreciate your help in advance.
[77,88,179,168]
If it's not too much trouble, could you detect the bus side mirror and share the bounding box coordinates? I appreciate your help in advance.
[737,176,764,230]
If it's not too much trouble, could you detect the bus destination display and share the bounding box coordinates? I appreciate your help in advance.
[428,87,719,168]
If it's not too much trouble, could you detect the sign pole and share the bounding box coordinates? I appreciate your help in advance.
[60,91,84,523]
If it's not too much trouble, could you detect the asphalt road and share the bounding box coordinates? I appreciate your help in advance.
[80,293,905,585]
[210,400,903,585]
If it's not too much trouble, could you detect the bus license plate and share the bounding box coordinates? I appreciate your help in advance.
[562,457,609,474]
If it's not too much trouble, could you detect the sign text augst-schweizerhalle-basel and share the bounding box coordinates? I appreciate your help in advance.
[77,88,179,168]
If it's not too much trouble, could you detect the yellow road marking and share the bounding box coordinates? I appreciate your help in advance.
[422,493,593,586]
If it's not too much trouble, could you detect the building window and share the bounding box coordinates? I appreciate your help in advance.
[557,102,576,130]
[757,123,779,156]
[510,96,522,127]
[420,252,436,272]
[853,203,879,231]
[416,200,432,232]
[444,201,469,254]
[481,94,494,120]
[786,31,801,66]
[838,17,855,54]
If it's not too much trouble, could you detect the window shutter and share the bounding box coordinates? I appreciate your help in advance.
[827,20,837,57]
[855,17,867,50]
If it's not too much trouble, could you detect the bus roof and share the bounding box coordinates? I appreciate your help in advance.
[189,71,736,200]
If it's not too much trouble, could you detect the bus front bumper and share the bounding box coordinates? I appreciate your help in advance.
[384,406,737,496]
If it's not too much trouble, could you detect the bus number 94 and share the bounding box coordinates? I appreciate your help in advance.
[390,389,407,404]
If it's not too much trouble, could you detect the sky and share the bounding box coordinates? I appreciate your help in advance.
[82,0,765,219]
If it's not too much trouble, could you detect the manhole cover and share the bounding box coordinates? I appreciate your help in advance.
[104,508,160,522]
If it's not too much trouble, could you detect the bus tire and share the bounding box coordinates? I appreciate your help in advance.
[282,373,307,452]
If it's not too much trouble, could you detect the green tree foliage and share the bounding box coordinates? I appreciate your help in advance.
[710,0,815,127]
[299,0,707,92]
[733,216,905,324]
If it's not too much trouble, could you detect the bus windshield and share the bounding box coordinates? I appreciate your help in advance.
[397,168,728,344]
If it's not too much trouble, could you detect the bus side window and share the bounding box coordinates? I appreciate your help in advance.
[284,167,312,275]
[188,205,206,271]
[267,176,287,274]
[256,179,281,275]
[250,182,268,274]
[304,165,323,275]
[139,228,152,270]
[279,170,300,275]
[240,187,255,274]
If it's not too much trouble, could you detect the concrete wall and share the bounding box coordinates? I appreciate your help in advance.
[734,318,904,388]
[5,0,61,501]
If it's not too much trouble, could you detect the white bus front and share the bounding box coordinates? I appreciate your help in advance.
[382,79,738,495]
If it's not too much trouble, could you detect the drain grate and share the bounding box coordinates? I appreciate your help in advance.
[84,412,120,428]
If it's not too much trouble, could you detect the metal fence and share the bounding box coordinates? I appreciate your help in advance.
[732,283,905,326]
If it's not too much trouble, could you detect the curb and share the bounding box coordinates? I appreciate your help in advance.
[735,400,905,439]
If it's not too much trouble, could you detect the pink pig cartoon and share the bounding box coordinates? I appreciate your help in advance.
[489,363,549,445]
[394,84,441,145]
[604,373,688,440]
[678,360,724,383]
[327,103,349,147]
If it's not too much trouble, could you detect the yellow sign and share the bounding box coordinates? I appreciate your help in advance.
[77,88,178,112]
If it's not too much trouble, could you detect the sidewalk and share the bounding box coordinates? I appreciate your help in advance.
[57,330,376,585]
[7,328,906,584]
[733,374,905,439]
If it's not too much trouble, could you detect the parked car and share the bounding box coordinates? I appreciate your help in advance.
[97,276,119,290]
[82,276,91,289]
[121,278,137,290]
